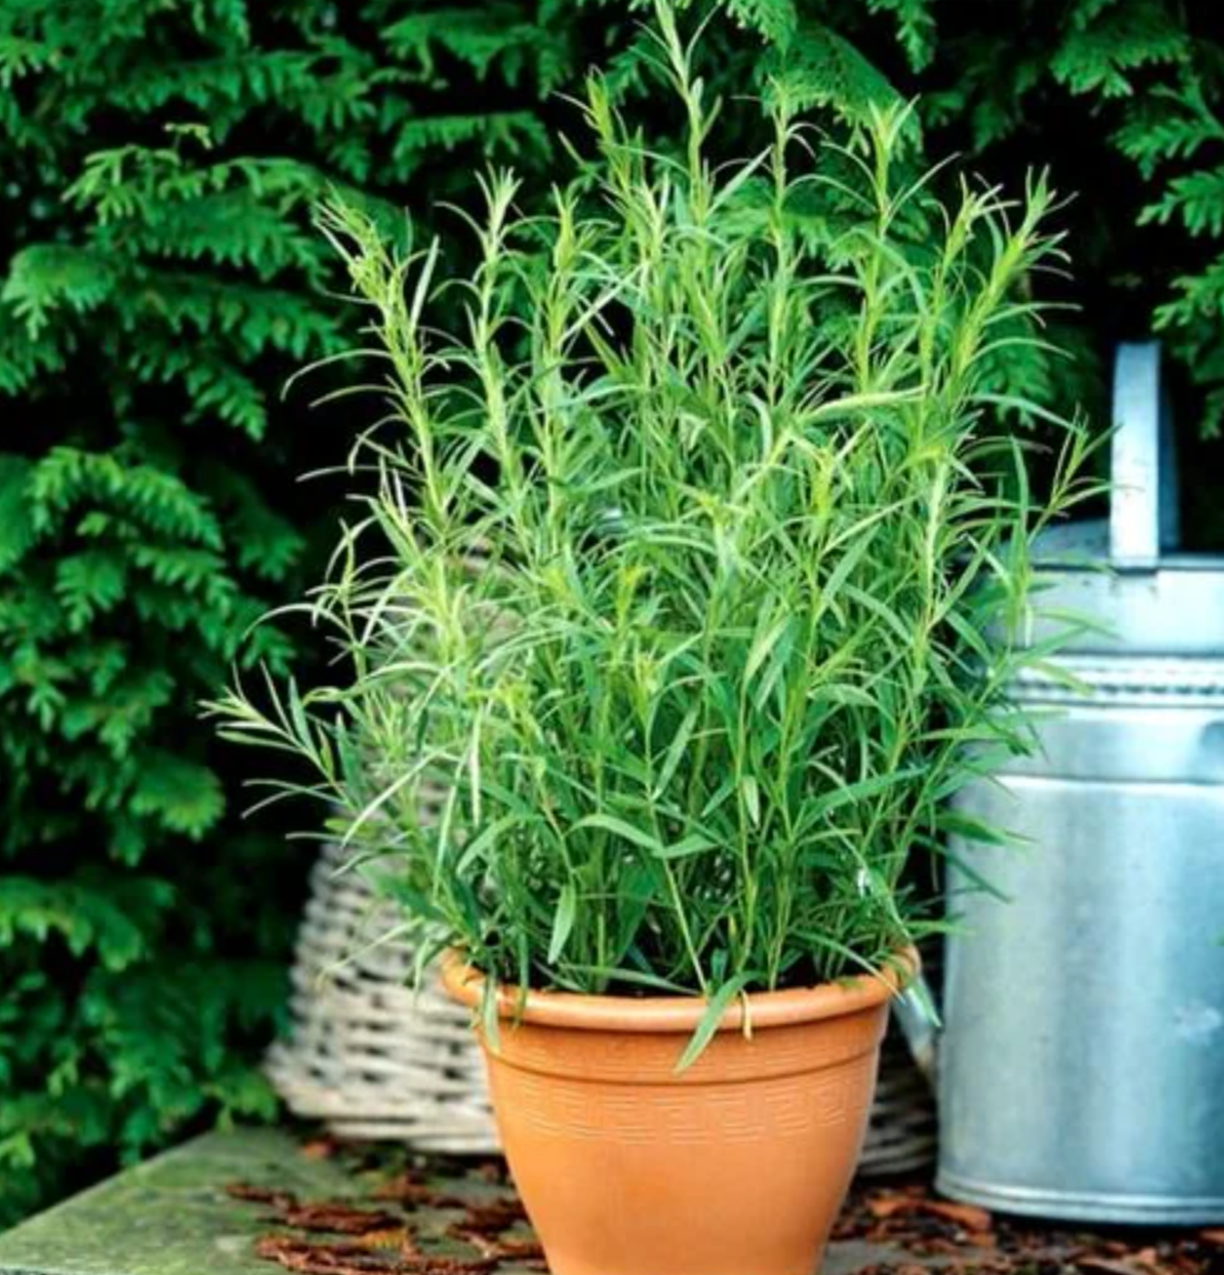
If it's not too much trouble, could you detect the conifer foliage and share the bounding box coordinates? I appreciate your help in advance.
[0,0,598,1223]
[921,0,1224,446]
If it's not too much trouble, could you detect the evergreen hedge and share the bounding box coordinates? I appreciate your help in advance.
[0,0,617,1222]
[2,0,1221,1222]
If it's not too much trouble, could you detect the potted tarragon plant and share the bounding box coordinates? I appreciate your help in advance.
[213,6,1092,1274]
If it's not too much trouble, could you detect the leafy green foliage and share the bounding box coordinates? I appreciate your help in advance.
[913,0,1224,459]
[0,0,608,1225]
[1119,79,1224,439]
[214,8,1095,1063]
[7,0,1224,1221]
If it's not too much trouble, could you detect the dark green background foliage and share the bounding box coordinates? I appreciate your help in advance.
[1,0,1221,1222]
[0,0,620,1223]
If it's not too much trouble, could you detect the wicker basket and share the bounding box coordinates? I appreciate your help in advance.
[269,842,936,1172]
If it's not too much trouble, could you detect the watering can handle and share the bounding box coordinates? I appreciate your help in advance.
[1110,341,1179,569]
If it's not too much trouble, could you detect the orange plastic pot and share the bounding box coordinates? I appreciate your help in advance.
[442,954,911,1275]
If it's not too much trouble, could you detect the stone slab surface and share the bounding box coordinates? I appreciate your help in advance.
[0,1128,907,1275]
[0,1130,354,1275]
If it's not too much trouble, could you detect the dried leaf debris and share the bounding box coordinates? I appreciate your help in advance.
[227,1145,1224,1275]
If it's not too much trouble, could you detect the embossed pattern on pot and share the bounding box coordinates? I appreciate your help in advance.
[495,1061,874,1145]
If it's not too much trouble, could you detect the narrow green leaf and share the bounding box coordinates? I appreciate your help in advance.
[655,832,719,860]
[548,882,579,964]
[675,973,755,1072]
[652,704,699,800]
[572,813,664,854]
[740,775,761,828]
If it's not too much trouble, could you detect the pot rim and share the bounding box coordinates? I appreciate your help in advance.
[440,947,916,1034]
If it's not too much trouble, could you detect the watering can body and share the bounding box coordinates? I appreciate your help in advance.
[934,343,1224,1223]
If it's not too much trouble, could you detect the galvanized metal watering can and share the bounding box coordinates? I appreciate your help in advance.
[903,342,1224,1224]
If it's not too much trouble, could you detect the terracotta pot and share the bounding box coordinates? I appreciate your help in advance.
[442,954,911,1275]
